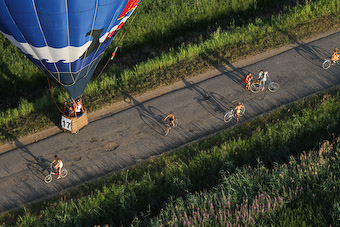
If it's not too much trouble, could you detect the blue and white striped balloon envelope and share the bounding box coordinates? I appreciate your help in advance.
[0,0,141,99]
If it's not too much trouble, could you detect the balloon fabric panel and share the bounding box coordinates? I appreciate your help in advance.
[0,0,142,99]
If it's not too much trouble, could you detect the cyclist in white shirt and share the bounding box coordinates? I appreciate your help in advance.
[258,70,268,91]
[51,155,64,179]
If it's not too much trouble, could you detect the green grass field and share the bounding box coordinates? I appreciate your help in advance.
[1,0,340,143]
[148,141,338,226]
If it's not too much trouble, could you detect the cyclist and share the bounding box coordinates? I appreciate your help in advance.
[331,48,339,63]
[164,112,175,127]
[51,155,64,179]
[234,102,244,122]
[244,72,253,90]
[258,70,268,91]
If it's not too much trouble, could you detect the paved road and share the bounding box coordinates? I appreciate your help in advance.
[1,30,340,213]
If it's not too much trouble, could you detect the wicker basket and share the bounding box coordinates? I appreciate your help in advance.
[61,110,88,134]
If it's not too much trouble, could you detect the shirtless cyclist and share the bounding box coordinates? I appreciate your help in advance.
[164,112,175,127]
[331,48,339,63]
[234,102,244,122]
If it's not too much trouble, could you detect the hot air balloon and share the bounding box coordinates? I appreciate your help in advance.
[0,0,141,132]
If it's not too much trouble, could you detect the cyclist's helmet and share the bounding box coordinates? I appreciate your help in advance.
[335,48,338,51]
[237,102,241,105]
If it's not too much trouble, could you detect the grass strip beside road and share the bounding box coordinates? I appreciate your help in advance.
[148,139,340,226]
[1,85,340,226]
[1,0,340,143]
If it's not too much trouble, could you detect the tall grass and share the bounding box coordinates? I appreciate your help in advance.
[148,140,338,226]
[1,86,340,226]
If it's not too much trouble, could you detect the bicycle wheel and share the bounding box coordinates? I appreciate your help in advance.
[173,118,178,128]
[61,169,68,178]
[322,60,331,69]
[164,127,170,136]
[250,83,261,93]
[337,60,340,66]
[44,175,52,184]
[223,110,233,123]
[268,82,280,92]
[239,106,245,116]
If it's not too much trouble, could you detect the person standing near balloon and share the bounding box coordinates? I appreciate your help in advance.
[75,99,84,116]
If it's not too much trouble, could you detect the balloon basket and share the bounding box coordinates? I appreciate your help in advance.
[61,110,89,134]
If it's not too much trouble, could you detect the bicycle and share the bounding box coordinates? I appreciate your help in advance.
[44,163,68,183]
[164,118,178,136]
[223,105,245,123]
[322,58,340,69]
[249,78,280,93]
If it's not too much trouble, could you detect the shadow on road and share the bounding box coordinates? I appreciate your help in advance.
[201,53,250,88]
[198,53,275,117]
[19,140,50,181]
[274,25,332,67]
[182,78,232,120]
[121,91,166,135]
[0,129,49,181]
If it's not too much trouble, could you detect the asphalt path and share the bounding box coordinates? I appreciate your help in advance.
[1,30,340,213]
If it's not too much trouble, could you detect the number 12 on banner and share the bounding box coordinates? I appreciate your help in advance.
[61,116,72,131]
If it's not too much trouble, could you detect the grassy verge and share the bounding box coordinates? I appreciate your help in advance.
[147,140,339,226]
[1,0,340,143]
[1,83,340,226]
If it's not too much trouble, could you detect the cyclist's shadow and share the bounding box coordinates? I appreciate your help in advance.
[200,52,248,87]
[199,91,231,120]
[16,140,50,180]
[122,92,165,135]
[182,78,228,120]
[0,129,50,181]
[294,43,329,67]
[26,156,50,181]
[274,25,331,67]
